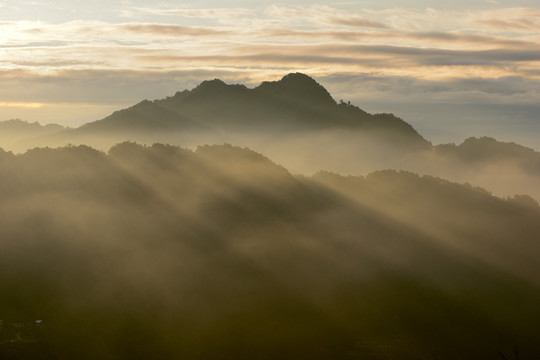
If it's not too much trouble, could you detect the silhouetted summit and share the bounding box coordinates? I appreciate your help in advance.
[255,72,337,109]
[70,73,427,145]
[195,78,228,90]
[191,78,248,95]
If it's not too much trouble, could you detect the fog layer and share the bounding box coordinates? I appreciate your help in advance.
[0,143,539,359]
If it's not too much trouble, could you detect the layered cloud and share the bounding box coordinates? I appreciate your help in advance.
[2,7,539,75]
[0,3,539,141]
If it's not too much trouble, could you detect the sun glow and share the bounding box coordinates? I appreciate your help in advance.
[0,101,46,108]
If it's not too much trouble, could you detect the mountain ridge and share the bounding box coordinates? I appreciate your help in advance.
[0,119,65,132]
[69,72,428,145]
[2,75,540,202]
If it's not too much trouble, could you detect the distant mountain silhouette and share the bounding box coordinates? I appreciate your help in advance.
[0,119,64,133]
[0,119,66,151]
[0,119,65,140]
[4,76,540,203]
[435,136,540,173]
[70,73,428,146]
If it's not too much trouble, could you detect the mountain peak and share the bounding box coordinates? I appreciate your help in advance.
[190,78,250,97]
[192,78,227,92]
[70,73,425,144]
[279,72,320,86]
[256,73,336,107]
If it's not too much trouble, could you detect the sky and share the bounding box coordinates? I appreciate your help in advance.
[1,0,539,147]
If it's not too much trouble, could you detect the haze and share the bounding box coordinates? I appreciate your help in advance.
[1,143,540,359]
[1,2,540,359]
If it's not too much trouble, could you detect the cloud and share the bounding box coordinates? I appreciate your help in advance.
[0,68,254,126]
[474,7,540,31]
[328,16,388,29]
[263,5,390,30]
[120,23,230,36]
[2,16,539,85]
[132,6,255,25]
[302,44,540,67]
[0,68,253,105]
[258,28,533,49]
[319,72,540,106]
[5,66,538,108]
[145,8,253,19]
[1,5,540,133]
[478,18,540,31]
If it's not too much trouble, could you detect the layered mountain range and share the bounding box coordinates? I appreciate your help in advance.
[2,73,540,201]
[1,74,540,359]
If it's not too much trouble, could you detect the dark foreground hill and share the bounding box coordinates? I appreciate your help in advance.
[0,143,539,360]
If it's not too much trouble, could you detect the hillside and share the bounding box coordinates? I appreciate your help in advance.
[1,143,539,360]
[3,73,540,203]
[66,73,428,147]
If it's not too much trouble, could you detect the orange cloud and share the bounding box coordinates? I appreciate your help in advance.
[328,16,388,29]
[478,18,540,31]
[121,23,230,36]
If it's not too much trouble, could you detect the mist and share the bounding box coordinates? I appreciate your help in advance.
[2,74,540,359]
[1,142,539,359]
[8,125,540,203]
[4,73,540,206]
